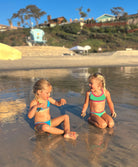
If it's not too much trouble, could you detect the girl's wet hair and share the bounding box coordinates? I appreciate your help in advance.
[88,72,106,90]
[93,72,104,78]
[33,79,52,96]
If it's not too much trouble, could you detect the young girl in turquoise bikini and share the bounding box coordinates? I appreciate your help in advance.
[28,79,78,140]
[81,73,117,129]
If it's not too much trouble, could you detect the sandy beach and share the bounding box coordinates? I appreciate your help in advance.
[0,46,138,71]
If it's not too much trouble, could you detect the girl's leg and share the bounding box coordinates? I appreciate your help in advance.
[51,114,78,140]
[51,114,70,133]
[41,124,64,135]
[88,114,107,129]
[101,113,114,128]
[35,115,77,140]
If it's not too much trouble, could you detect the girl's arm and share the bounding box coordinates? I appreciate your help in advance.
[28,100,37,119]
[48,97,66,106]
[106,90,117,118]
[81,91,90,117]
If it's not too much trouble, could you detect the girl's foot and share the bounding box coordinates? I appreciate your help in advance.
[64,131,78,140]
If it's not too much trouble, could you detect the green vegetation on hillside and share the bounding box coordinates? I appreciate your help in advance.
[0,23,138,52]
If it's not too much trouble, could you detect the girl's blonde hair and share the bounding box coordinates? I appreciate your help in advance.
[33,79,52,99]
[88,73,106,91]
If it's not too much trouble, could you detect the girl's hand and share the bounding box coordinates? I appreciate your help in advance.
[37,100,46,109]
[59,99,66,106]
[111,112,117,118]
[81,111,86,117]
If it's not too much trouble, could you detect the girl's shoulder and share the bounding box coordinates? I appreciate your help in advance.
[30,99,38,105]
[47,97,56,104]
[86,90,91,96]
[105,89,110,97]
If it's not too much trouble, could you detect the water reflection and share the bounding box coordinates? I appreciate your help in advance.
[31,126,114,167]
[0,100,26,123]
[80,126,114,166]
[71,68,90,80]
[32,134,64,167]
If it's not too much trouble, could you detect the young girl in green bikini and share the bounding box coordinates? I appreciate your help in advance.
[28,79,78,140]
[81,73,117,129]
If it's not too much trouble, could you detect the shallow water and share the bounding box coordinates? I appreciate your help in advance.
[0,66,138,167]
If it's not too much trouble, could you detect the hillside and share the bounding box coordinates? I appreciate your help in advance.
[0,23,138,52]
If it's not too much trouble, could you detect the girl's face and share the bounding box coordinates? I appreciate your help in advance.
[89,78,101,91]
[38,86,52,100]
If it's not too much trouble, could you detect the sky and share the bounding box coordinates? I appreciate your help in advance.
[0,0,138,26]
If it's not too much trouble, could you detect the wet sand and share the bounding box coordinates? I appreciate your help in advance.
[0,46,138,71]
[0,66,138,167]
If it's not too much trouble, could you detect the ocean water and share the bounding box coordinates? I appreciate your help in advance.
[0,66,138,167]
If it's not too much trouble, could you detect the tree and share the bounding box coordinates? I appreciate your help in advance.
[111,7,126,19]
[80,11,87,18]
[17,21,21,27]
[24,14,31,27]
[87,8,91,18]
[26,5,46,27]
[11,5,46,27]
[17,8,26,24]
[7,18,13,28]
[76,7,91,19]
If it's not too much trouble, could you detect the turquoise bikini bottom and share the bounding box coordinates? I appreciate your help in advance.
[34,120,51,131]
[91,111,106,117]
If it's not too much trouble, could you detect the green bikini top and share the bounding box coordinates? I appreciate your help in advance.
[89,89,106,102]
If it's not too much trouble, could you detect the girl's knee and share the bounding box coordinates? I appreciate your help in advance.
[108,120,114,128]
[88,117,107,129]
[100,122,107,129]
[64,114,69,120]
[42,124,50,132]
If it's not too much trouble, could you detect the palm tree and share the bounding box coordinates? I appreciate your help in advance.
[7,18,13,28]
[76,6,90,20]
[87,8,91,18]
[80,11,87,18]
[76,6,83,18]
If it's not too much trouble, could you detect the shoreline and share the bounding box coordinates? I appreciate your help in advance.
[0,46,138,71]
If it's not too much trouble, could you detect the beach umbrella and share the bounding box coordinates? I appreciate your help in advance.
[70,45,85,51]
[84,45,91,50]
[84,45,91,54]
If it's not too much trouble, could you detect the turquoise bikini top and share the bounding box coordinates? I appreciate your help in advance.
[89,89,106,102]
[36,100,50,112]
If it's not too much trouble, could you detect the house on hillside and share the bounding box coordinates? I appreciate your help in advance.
[0,24,18,32]
[126,13,138,25]
[39,15,67,28]
[126,13,138,18]
[96,14,116,23]
[47,15,67,27]
[0,24,9,31]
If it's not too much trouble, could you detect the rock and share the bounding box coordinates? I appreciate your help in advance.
[0,43,22,60]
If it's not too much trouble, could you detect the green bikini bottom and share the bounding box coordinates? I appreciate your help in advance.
[90,111,106,117]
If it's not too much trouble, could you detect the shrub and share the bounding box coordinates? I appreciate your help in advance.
[56,32,76,41]
[80,27,90,35]
[61,23,80,34]
[89,26,100,32]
